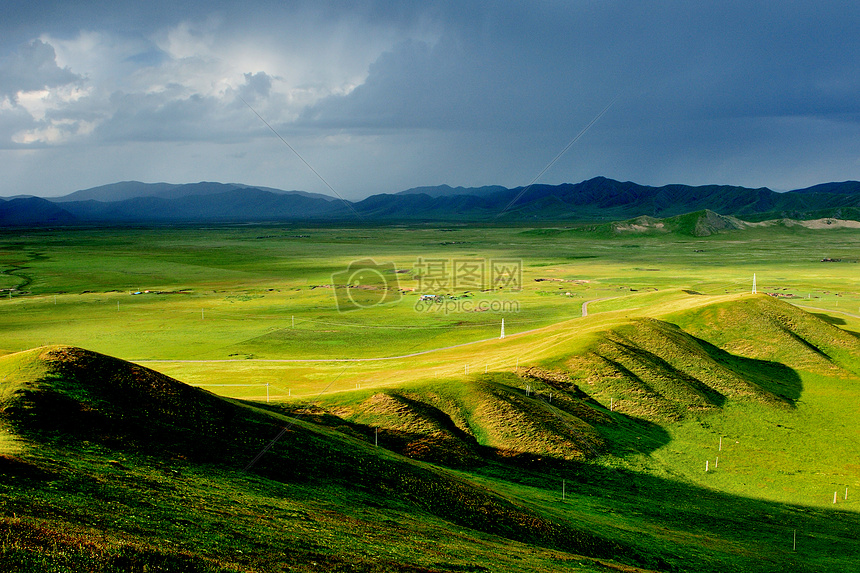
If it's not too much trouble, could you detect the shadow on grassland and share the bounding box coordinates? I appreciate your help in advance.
[684,331,803,405]
[810,312,847,326]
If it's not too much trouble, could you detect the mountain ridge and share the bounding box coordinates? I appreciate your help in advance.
[2,177,860,226]
[50,180,336,203]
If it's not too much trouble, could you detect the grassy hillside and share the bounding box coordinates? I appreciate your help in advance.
[2,332,860,571]
[0,347,666,572]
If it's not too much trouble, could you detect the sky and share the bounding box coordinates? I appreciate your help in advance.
[1,0,859,199]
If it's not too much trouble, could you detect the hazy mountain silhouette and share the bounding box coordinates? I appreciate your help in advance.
[52,181,336,203]
[396,184,509,198]
[3,177,860,225]
[0,197,78,226]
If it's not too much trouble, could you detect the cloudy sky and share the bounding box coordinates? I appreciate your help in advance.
[1,1,858,199]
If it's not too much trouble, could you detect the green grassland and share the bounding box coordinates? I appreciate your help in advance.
[1,222,859,571]
[2,225,857,359]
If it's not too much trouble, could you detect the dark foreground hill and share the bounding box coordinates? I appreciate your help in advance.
[4,177,860,225]
[0,346,640,571]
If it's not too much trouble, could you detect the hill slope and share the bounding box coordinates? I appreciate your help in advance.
[0,346,637,571]
[321,295,859,461]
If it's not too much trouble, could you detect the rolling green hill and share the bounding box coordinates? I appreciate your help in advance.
[0,308,860,571]
[0,217,859,572]
[0,347,643,572]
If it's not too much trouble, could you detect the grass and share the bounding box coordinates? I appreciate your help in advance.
[3,342,860,572]
[1,222,859,571]
[2,224,857,360]
[0,348,652,572]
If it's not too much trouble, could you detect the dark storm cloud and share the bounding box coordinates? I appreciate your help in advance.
[0,1,859,196]
[0,40,81,98]
[303,2,860,132]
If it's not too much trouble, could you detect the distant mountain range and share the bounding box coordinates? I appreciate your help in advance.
[2,177,860,226]
[396,184,509,198]
[49,181,336,203]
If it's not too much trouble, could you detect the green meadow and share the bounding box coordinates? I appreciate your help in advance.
[1,222,859,571]
[2,224,857,359]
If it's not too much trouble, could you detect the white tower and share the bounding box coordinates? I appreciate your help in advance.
[752,273,757,294]
[500,318,505,339]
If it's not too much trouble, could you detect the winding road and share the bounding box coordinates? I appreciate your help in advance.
[581,297,613,317]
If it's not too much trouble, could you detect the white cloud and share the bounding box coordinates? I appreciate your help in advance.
[156,19,220,61]
[0,13,411,150]
[14,84,91,121]
[12,118,96,145]
[12,89,51,121]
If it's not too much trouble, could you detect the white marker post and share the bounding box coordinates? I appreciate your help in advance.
[715,456,719,468]
[706,460,709,472]
[500,318,505,339]
[834,491,838,504]
[719,436,722,451]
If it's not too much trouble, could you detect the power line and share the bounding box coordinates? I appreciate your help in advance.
[496,94,621,218]
[238,96,362,220]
